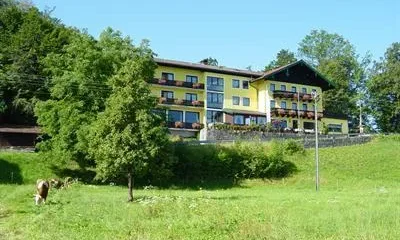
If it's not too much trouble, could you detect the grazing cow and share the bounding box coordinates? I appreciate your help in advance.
[35,179,50,205]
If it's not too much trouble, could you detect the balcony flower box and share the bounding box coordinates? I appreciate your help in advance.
[174,121,183,128]
[271,109,278,117]
[278,108,286,116]
[192,83,203,89]
[175,81,184,87]
[302,94,312,101]
[158,79,167,85]
[307,112,315,119]
[317,113,323,120]
[159,97,167,104]
[293,93,299,100]
[288,110,297,117]
[192,122,203,129]
[192,100,202,107]
[174,99,184,105]
[284,92,292,98]
[299,111,306,118]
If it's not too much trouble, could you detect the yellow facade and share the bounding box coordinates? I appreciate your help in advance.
[150,59,349,136]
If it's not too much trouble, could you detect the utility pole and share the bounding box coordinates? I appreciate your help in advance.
[312,90,319,191]
[359,103,363,134]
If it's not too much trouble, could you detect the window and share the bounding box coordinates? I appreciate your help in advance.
[304,122,315,130]
[328,124,342,133]
[242,80,249,89]
[292,103,297,110]
[281,85,286,91]
[185,93,197,101]
[257,116,266,125]
[185,111,199,123]
[312,104,316,111]
[302,103,308,111]
[207,92,224,109]
[234,115,244,125]
[168,110,183,122]
[270,84,275,91]
[232,96,240,105]
[291,86,297,92]
[207,110,223,123]
[280,120,288,128]
[302,87,307,93]
[281,101,286,109]
[161,91,174,99]
[186,75,198,83]
[207,76,224,92]
[270,100,276,108]
[161,72,174,81]
[232,79,240,88]
[243,97,250,106]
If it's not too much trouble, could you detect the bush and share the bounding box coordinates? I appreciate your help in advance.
[282,139,305,155]
[170,141,297,184]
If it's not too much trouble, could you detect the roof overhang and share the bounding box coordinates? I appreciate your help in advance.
[252,60,335,91]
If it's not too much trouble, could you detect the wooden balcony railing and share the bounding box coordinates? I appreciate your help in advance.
[166,121,204,130]
[149,78,205,90]
[273,90,314,102]
[271,108,323,120]
[158,97,204,107]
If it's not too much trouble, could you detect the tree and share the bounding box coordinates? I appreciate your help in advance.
[367,42,400,132]
[265,49,297,71]
[88,43,170,201]
[35,28,135,167]
[0,3,74,124]
[298,30,370,129]
[200,57,218,66]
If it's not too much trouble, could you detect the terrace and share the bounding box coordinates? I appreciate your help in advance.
[149,78,205,90]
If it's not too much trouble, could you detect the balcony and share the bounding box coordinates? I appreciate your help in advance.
[273,90,313,102]
[271,108,323,120]
[207,102,223,109]
[149,78,205,90]
[158,97,204,107]
[207,84,224,92]
[166,121,204,130]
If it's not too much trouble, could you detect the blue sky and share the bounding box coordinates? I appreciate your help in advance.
[33,0,399,71]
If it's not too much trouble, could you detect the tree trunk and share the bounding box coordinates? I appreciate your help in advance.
[127,171,134,202]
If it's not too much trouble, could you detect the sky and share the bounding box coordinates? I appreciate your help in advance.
[33,0,399,71]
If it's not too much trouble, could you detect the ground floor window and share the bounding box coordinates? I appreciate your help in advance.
[328,124,342,133]
[234,115,244,125]
[207,110,223,123]
[185,111,199,123]
[304,121,315,130]
[168,110,183,122]
[257,116,266,125]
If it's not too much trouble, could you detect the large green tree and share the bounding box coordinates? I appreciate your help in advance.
[35,28,136,167]
[298,30,370,129]
[367,42,400,132]
[265,49,297,71]
[88,43,170,201]
[0,2,73,124]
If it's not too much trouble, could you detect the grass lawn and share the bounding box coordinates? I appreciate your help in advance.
[0,137,399,239]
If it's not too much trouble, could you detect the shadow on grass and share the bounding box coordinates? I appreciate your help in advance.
[50,165,96,184]
[0,159,23,184]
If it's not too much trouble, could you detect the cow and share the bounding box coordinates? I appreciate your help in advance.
[35,179,50,205]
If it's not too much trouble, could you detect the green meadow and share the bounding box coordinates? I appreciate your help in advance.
[0,136,399,240]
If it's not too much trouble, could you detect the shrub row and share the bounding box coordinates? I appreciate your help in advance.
[167,140,301,184]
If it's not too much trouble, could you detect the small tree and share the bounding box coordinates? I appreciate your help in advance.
[88,44,170,201]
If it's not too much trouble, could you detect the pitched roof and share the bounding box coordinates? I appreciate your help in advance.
[154,58,264,78]
[253,60,336,91]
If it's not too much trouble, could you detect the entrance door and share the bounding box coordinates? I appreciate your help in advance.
[293,120,298,129]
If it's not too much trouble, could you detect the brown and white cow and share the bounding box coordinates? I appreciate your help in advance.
[35,179,50,205]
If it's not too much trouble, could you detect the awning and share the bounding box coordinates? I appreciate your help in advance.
[223,108,266,116]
